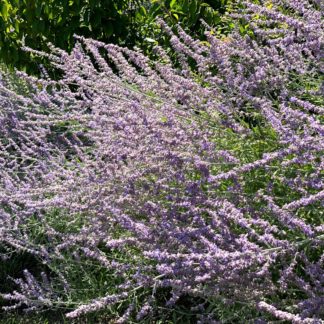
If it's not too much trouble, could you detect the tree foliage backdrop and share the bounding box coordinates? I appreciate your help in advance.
[0,0,231,73]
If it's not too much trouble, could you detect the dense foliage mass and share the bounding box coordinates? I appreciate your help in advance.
[0,0,227,73]
[0,0,323,322]
[0,0,142,72]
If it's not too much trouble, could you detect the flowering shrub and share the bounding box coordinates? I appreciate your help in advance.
[0,0,323,322]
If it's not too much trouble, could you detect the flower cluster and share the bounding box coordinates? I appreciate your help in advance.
[0,0,323,322]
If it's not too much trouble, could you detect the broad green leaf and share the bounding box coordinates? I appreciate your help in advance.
[139,5,147,16]
[170,0,177,9]
[1,1,10,21]
[172,13,179,20]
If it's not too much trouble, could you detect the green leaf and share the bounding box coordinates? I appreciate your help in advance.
[103,22,113,37]
[189,0,197,15]
[170,0,177,9]
[183,0,189,13]
[148,2,161,17]
[172,13,179,20]
[35,2,43,17]
[1,1,10,21]
[14,20,19,33]
[160,116,168,123]
[139,5,147,16]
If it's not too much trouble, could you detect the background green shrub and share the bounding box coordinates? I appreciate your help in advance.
[0,0,143,72]
[0,0,232,73]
